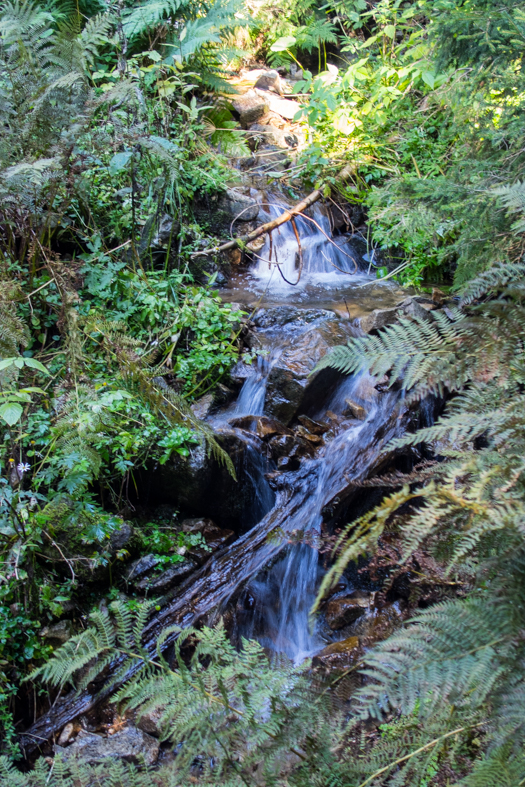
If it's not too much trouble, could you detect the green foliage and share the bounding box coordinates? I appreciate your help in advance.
[313,260,525,783]
[33,601,329,784]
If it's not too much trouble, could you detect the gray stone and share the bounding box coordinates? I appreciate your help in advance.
[232,90,269,128]
[359,296,432,334]
[191,393,215,420]
[55,727,159,766]
[254,90,299,120]
[253,70,284,95]
[135,707,166,738]
[219,188,259,221]
[359,306,399,334]
[230,360,253,385]
[135,558,197,593]
[127,554,159,582]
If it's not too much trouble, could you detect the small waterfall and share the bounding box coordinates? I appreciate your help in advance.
[251,201,368,290]
[238,371,398,664]
[242,439,275,528]
[234,347,282,416]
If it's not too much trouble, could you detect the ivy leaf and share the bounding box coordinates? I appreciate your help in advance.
[0,402,23,425]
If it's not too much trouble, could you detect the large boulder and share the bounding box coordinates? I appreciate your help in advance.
[54,727,159,766]
[259,309,356,424]
[146,431,274,533]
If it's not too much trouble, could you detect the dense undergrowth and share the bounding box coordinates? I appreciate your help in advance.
[1,0,525,783]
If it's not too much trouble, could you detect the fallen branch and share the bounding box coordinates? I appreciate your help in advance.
[191,163,357,258]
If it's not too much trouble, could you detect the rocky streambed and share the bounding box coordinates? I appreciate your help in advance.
[18,72,456,765]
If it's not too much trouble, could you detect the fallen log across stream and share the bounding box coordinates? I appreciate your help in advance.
[20,380,409,756]
[191,163,357,257]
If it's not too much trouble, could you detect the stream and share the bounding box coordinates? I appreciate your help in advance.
[21,195,417,752]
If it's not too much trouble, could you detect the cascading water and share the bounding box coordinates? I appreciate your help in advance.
[234,346,282,416]
[238,371,398,663]
[251,200,370,291]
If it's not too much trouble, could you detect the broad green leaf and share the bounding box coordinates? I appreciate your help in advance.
[270,35,297,52]
[109,151,133,175]
[422,71,435,88]
[0,402,23,425]
[384,25,396,39]
[360,35,377,48]
[24,358,50,374]
[0,358,17,371]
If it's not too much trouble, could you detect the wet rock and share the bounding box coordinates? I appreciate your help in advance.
[213,383,235,407]
[229,360,254,385]
[325,596,369,630]
[127,554,158,583]
[40,620,74,645]
[232,90,269,128]
[146,430,260,532]
[341,400,367,420]
[55,727,159,766]
[134,558,197,593]
[267,433,296,460]
[219,188,259,221]
[277,455,301,472]
[297,415,329,435]
[229,415,292,440]
[359,306,399,334]
[191,393,215,420]
[359,296,431,334]
[248,124,297,150]
[254,69,284,95]
[294,425,324,446]
[253,144,291,170]
[313,636,361,670]
[264,311,355,424]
